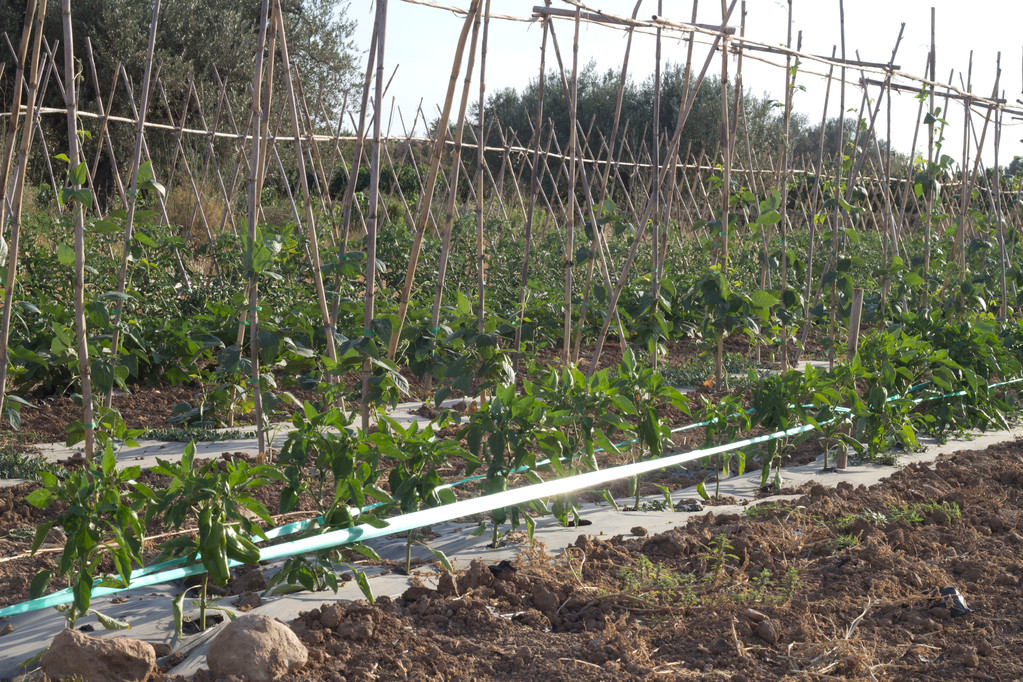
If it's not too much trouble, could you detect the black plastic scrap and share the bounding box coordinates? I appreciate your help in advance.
[930,586,973,618]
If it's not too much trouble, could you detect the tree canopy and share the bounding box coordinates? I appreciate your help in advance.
[477,60,900,174]
[1,0,359,128]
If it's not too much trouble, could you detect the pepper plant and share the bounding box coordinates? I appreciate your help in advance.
[151,443,281,633]
[27,444,150,630]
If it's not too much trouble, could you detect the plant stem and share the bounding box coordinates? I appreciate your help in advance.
[200,574,208,632]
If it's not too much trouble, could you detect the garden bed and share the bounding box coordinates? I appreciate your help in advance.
[251,438,1023,681]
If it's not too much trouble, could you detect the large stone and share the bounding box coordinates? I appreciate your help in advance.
[206,614,308,682]
[41,629,156,682]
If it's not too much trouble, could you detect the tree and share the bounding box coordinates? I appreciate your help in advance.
[476,61,790,168]
[0,0,360,174]
[1008,156,1023,178]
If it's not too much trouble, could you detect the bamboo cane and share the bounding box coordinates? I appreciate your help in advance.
[387,1,481,361]
[245,0,271,457]
[0,0,44,423]
[513,18,549,369]
[103,0,161,410]
[61,0,96,457]
[476,0,492,336]
[424,2,483,391]
[589,1,738,378]
[360,0,388,429]
[273,0,340,381]
[0,0,39,241]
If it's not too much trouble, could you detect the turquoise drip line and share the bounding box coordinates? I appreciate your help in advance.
[129,411,737,581]
[2,375,1020,618]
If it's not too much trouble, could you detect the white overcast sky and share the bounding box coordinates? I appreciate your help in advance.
[348,1,1023,167]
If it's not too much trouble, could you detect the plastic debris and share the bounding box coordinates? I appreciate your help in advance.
[929,586,973,618]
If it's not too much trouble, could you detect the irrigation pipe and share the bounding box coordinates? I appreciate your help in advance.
[2,375,1020,618]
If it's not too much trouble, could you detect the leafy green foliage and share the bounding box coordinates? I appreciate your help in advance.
[27,445,152,628]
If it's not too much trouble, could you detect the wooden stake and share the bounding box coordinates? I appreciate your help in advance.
[246,0,271,457]
[61,0,96,457]
[0,0,45,423]
[387,0,481,361]
[361,0,387,429]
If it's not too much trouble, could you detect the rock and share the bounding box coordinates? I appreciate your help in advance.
[436,570,459,597]
[978,639,994,656]
[152,642,172,658]
[0,622,13,636]
[207,615,308,682]
[41,629,156,682]
[630,526,648,537]
[754,620,779,645]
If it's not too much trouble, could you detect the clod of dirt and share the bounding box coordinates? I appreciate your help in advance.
[41,629,156,682]
[457,559,494,592]
[234,591,263,612]
[744,608,768,623]
[630,526,648,536]
[0,622,14,636]
[44,526,67,546]
[338,617,375,642]
[318,602,344,630]
[436,570,459,597]
[530,583,560,615]
[229,567,267,595]
[754,619,779,644]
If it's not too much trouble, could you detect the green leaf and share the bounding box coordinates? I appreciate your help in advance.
[172,589,188,637]
[101,445,116,476]
[696,478,710,501]
[354,570,375,604]
[91,219,122,235]
[18,647,47,670]
[750,290,779,309]
[3,405,22,431]
[756,209,782,226]
[420,544,453,572]
[92,360,115,393]
[902,272,925,287]
[30,569,53,598]
[57,244,76,266]
[70,161,88,186]
[26,488,52,509]
[92,609,131,630]
[133,231,158,248]
[601,489,620,513]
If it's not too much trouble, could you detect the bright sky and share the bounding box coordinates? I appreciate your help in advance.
[348,0,1023,167]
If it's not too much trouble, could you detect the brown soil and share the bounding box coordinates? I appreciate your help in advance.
[0,385,199,445]
[176,438,1023,681]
